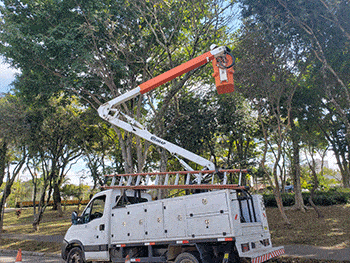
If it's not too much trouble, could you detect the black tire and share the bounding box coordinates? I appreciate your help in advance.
[67,247,85,263]
[174,252,200,263]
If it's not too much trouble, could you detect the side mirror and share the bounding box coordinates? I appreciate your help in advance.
[71,211,78,225]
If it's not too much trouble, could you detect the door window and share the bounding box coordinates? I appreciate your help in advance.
[82,195,106,223]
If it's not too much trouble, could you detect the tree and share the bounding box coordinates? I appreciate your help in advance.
[23,95,85,230]
[233,22,304,224]
[79,108,124,190]
[0,0,238,178]
[61,183,90,213]
[302,130,328,218]
[163,90,259,175]
[275,0,350,187]
[0,95,28,233]
[237,0,350,189]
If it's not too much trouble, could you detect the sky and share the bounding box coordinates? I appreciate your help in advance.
[0,58,19,94]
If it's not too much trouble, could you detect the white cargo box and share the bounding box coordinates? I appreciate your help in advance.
[111,190,247,244]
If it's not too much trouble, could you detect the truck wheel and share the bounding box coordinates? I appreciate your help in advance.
[67,247,85,263]
[174,252,200,263]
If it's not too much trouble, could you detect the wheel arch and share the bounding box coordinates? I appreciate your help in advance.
[63,240,86,261]
[167,244,200,261]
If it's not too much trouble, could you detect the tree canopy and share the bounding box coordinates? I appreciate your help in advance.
[0,0,349,228]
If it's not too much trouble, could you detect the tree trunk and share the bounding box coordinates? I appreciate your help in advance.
[291,116,305,211]
[113,127,134,174]
[258,110,291,226]
[309,188,323,218]
[0,141,7,184]
[0,180,11,233]
[0,179,16,232]
[0,157,26,233]
[271,166,291,225]
[157,149,169,200]
[52,183,63,217]
[273,188,291,225]
[308,165,323,218]
[33,183,52,231]
[32,181,37,215]
[33,207,45,231]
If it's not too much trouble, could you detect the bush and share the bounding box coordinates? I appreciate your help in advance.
[263,193,295,207]
[262,190,350,207]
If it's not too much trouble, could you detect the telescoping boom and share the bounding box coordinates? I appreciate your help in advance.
[98,45,235,171]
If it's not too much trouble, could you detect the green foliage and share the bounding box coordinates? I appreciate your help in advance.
[263,189,350,207]
[163,91,259,170]
[237,0,350,188]
[61,183,91,201]
[263,193,295,207]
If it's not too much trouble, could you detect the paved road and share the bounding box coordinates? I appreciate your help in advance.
[284,245,350,262]
[1,233,63,243]
[1,246,350,262]
[1,233,350,262]
[0,250,63,263]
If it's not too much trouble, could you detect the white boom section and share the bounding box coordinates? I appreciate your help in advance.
[98,99,215,170]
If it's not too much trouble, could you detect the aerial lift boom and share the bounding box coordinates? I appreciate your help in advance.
[98,45,235,171]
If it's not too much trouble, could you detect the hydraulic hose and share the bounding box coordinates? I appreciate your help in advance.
[217,50,235,69]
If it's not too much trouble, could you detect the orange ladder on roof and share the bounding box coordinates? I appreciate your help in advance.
[103,169,249,190]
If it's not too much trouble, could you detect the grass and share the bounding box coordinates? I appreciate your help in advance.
[0,203,349,259]
[0,238,61,254]
[267,204,350,248]
[2,206,76,235]
[0,205,78,254]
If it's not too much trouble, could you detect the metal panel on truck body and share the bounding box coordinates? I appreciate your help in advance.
[252,195,269,231]
[187,213,231,237]
[111,203,145,242]
[185,190,232,237]
[237,194,270,237]
[110,190,153,244]
[144,201,166,240]
[184,190,229,216]
[111,190,237,244]
[163,197,187,238]
[109,190,273,253]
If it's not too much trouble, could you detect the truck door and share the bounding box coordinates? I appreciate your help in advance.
[80,194,109,261]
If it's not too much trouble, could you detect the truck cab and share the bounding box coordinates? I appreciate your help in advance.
[62,189,152,262]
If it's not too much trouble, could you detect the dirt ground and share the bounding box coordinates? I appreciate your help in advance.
[266,204,350,249]
[1,204,350,262]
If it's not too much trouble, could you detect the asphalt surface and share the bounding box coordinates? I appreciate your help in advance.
[284,245,350,262]
[0,250,63,262]
[1,233,350,262]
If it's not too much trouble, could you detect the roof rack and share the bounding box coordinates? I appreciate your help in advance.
[103,169,250,190]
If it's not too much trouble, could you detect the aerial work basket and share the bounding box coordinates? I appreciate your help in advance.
[212,52,235,94]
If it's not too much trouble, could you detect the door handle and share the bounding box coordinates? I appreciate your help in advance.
[99,224,105,231]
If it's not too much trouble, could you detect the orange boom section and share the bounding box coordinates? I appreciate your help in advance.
[139,51,215,94]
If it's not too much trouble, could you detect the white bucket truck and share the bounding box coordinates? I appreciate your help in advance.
[61,45,284,263]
